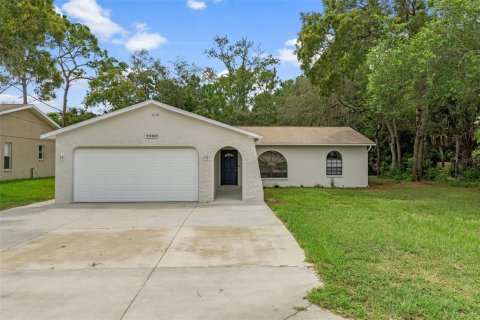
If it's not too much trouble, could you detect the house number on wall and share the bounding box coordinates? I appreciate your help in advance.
[145,134,159,139]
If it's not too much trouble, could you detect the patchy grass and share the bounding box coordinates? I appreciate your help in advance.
[0,177,55,210]
[265,177,480,320]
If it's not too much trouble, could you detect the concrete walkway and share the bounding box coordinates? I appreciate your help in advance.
[0,201,344,320]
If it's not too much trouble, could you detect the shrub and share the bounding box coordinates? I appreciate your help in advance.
[425,167,449,181]
[388,167,411,181]
[463,168,480,181]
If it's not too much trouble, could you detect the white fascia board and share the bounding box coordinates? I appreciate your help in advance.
[1,104,60,129]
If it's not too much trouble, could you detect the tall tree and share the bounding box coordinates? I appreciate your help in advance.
[54,21,105,127]
[368,0,480,180]
[296,0,388,119]
[205,36,279,124]
[85,51,204,113]
[84,51,170,111]
[0,0,65,102]
[276,76,344,126]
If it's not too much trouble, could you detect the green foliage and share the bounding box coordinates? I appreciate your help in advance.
[84,36,279,125]
[297,0,478,180]
[53,21,106,126]
[83,56,141,110]
[266,180,480,319]
[275,76,343,126]
[0,0,66,101]
[424,167,449,181]
[204,36,279,124]
[462,167,480,182]
[47,107,97,126]
[474,116,480,159]
[387,166,411,181]
[367,0,480,180]
[84,50,205,113]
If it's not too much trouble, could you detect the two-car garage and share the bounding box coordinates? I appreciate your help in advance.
[73,148,198,202]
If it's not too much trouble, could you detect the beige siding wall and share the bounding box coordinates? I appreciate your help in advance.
[255,145,369,188]
[53,103,264,203]
[0,110,56,181]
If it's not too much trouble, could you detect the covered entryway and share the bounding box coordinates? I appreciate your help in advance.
[73,148,198,202]
[214,147,243,202]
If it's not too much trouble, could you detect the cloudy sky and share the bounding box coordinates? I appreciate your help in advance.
[1,0,322,113]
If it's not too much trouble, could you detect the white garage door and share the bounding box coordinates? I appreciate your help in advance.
[74,148,198,202]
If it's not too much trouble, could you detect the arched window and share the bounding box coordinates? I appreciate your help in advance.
[326,151,342,175]
[258,151,287,178]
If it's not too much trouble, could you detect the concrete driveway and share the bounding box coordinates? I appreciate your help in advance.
[0,201,343,320]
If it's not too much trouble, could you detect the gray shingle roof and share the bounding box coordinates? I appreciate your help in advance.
[0,104,30,113]
[238,126,375,145]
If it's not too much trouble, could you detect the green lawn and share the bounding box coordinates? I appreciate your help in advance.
[265,178,480,320]
[0,177,55,211]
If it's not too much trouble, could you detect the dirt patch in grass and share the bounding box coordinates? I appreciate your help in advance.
[265,197,284,205]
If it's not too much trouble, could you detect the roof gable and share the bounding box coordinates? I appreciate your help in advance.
[238,126,375,145]
[0,104,60,129]
[40,100,261,139]
[41,100,260,140]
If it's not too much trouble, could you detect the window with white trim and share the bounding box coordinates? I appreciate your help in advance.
[4,143,12,171]
[326,151,342,176]
[39,145,45,160]
[258,151,288,178]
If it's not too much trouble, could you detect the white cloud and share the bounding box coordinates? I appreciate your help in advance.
[54,5,63,15]
[70,78,89,91]
[284,38,298,47]
[133,22,148,32]
[0,94,23,104]
[277,48,300,67]
[217,69,229,77]
[62,0,126,40]
[187,0,207,10]
[125,23,167,52]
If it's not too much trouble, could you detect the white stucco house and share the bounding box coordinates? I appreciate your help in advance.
[41,100,374,204]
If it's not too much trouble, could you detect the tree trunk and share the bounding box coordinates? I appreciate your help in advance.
[438,146,444,168]
[62,82,70,127]
[375,139,381,176]
[21,74,28,104]
[412,106,428,181]
[385,120,397,170]
[393,120,402,168]
[454,137,460,177]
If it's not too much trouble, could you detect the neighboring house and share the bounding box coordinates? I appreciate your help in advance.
[41,100,374,204]
[1,104,59,181]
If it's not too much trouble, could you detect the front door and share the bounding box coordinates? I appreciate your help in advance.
[221,150,238,185]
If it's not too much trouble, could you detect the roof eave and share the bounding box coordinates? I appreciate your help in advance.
[256,143,376,146]
[1,104,60,130]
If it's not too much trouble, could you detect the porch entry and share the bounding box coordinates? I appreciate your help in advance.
[220,149,238,185]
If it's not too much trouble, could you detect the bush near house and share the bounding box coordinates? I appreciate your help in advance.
[265,177,480,320]
[0,177,55,210]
